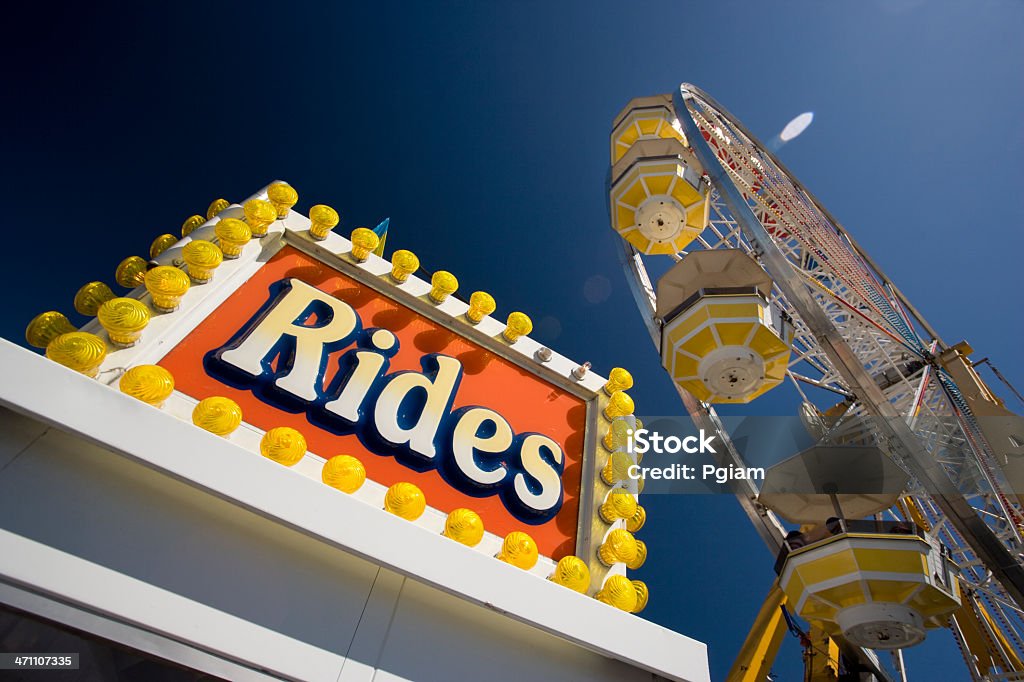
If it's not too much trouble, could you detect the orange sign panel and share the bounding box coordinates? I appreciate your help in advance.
[160,246,587,557]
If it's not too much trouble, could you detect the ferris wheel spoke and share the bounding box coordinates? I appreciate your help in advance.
[691,104,929,351]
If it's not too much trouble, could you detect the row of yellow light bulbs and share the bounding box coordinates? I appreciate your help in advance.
[18,186,345,362]
[130,182,301,286]
[593,381,649,614]
[595,373,648,576]
[180,187,538,343]
[178,189,526,340]
[26,182,540,368]
[23,183,301,368]
[601,416,647,522]
[114,361,647,613]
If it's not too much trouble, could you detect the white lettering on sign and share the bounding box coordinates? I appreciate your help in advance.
[208,278,566,522]
[374,355,463,461]
[515,434,564,514]
[219,279,359,402]
[451,407,513,487]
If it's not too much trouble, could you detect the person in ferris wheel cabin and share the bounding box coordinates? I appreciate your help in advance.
[785,530,806,549]
[798,517,843,546]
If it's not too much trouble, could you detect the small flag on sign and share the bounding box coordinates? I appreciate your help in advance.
[372,217,389,257]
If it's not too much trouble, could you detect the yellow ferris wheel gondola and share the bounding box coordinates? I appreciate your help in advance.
[609,94,688,162]
[609,96,710,256]
[656,249,793,403]
[759,446,961,650]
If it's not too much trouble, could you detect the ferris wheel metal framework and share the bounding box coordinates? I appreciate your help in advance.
[612,83,1024,680]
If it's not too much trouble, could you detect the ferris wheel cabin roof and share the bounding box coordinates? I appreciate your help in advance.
[655,249,773,320]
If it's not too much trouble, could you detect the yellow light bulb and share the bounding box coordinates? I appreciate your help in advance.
[595,574,638,612]
[627,540,647,570]
[549,556,590,593]
[149,233,179,259]
[322,455,367,493]
[389,249,420,282]
[73,282,115,316]
[349,228,380,262]
[598,528,638,566]
[215,218,252,258]
[119,365,175,407]
[497,531,539,570]
[45,332,107,377]
[97,297,151,348]
[115,256,148,288]
[603,417,642,451]
[599,489,638,524]
[429,271,458,303]
[631,580,649,613]
[604,367,634,394]
[206,198,230,220]
[144,266,191,313]
[267,182,298,219]
[503,312,533,342]
[242,199,277,237]
[603,391,634,419]
[308,204,340,240]
[443,508,485,546]
[181,214,205,237]
[182,240,223,284]
[192,397,243,437]
[26,311,76,349]
[384,482,426,520]
[601,451,634,485]
[467,291,496,324]
[627,505,647,533]
[260,426,307,466]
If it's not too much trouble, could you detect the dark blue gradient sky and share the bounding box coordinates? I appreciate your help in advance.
[2,2,1021,679]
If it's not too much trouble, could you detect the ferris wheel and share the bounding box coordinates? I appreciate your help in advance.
[608,85,1024,681]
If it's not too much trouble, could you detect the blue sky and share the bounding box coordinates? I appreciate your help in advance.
[2,2,1022,679]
